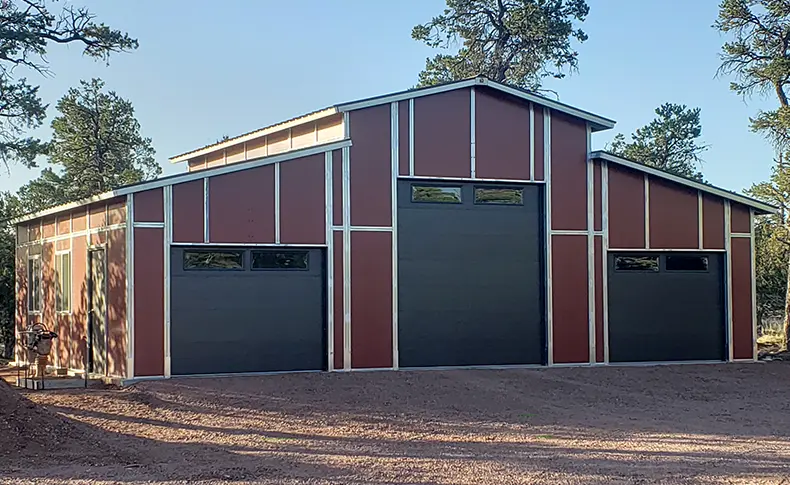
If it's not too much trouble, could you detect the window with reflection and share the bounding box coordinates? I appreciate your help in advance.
[183,250,244,270]
[474,187,523,205]
[252,250,309,270]
[411,185,462,203]
[666,255,709,272]
[614,256,659,272]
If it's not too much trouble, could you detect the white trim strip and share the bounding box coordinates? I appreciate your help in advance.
[698,191,704,250]
[725,200,734,362]
[342,145,352,370]
[163,186,172,378]
[551,229,604,236]
[133,222,165,229]
[545,108,553,366]
[731,233,752,238]
[397,175,545,184]
[333,226,393,232]
[644,174,650,249]
[203,178,210,243]
[592,151,776,214]
[391,101,400,371]
[126,195,135,379]
[170,242,326,248]
[17,224,127,247]
[408,99,414,177]
[750,208,757,361]
[586,123,595,364]
[325,151,334,371]
[470,87,476,178]
[601,161,610,364]
[607,247,727,253]
[274,162,281,244]
[529,103,535,181]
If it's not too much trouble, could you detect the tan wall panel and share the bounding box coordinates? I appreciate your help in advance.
[188,157,207,172]
[291,123,315,149]
[17,225,29,244]
[29,223,41,241]
[246,137,267,160]
[267,130,290,155]
[317,114,344,143]
[107,228,127,377]
[56,216,70,235]
[225,144,245,164]
[69,235,88,370]
[108,200,126,225]
[206,149,225,168]
[56,239,70,251]
[72,211,87,232]
[42,218,56,239]
[89,203,107,229]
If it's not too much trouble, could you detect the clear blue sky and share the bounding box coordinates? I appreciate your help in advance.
[0,0,778,193]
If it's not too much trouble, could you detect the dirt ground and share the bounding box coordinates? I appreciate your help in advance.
[2,363,790,485]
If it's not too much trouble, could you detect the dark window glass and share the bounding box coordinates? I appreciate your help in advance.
[474,187,524,205]
[184,250,244,270]
[411,185,462,203]
[28,257,41,312]
[666,255,709,272]
[252,250,309,270]
[614,256,659,272]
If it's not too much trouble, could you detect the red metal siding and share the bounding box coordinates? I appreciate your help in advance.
[398,100,409,176]
[89,203,107,228]
[72,210,86,232]
[349,105,392,226]
[350,231,392,369]
[133,228,164,377]
[134,188,164,223]
[56,314,70,368]
[280,154,326,244]
[649,177,698,249]
[608,165,645,249]
[534,106,545,181]
[108,200,126,226]
[209,164,275,243]
[172,180,204,243]
[332,150,343,226]
[550,112,587,231]
[594,235,604,363]
[731,237,754,360]
[731,203,751,234]
[70,236,88,371]
[413,89,471,178]
[474,89,530,180]
[702,195,725,250]
[42,218,56,238]
[333,231,344,370]
[56,216,70,235]
[593,160,602,232]
[551,234,589,364]
[107,228,127,377]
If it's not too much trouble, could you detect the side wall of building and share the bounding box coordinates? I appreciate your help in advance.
[15,198,128,377]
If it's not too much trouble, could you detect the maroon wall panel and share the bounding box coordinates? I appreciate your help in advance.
[413,89,471,178]
[280,154,326,244]
[731,203,751,234]
[332,150,343,226]
[649,178,698,249]
[731,237,754,360]
[209,164,275,243]
[594,235,604,363]
[134,188,164,223]
[551,112,587,231]
[349,105,392,227]
[350,231,392,369]
[552,234,589,364]
[134,228,164,377]
[534,106,545,181]
[474,89,530,180]
[172,180,204,243]
[107,228,127,377]
[593,160,602,232]
[333,231,344,370]
[608,166,645,249]
[703,195,725,250]
[398,100,409,176]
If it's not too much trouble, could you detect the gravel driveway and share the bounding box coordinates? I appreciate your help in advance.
[3,363,790,484]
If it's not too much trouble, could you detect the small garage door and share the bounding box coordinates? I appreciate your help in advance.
[170,247,325,375]
[397,181,545,367]
[608,252,726,363]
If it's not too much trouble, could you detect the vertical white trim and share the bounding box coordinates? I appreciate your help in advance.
[203,178,209,243]
[724,200,733,362]
[125,195,135,379]
[324,151,334,371]
[644,174,650,249]
[544,108,553,365]
[243,141,248,161]
[470,87,476,178]
[342,145,352,370]
[698,191,704,250]
[601,161,610,364]
[163,186,172,378]
[314,122,319,144]
[529,103,535,181]
[586,124,595,364]
[390,102,400,370]
[749,209,757,360]
[274,163,281,244]
[288,128,293,150]
[408,99,414,176]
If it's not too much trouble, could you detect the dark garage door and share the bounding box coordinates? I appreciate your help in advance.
[608,252,726,363]
[170,247,325,375]
[397,181,545,367]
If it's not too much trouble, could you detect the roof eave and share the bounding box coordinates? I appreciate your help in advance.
[591,150,777,215]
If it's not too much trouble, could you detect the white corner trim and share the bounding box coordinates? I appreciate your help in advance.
[750,208,757,361]
[203,178,210,243]
[698,191,704,250]
[644,174,650,249]
[163,186,172,378]
[390,101,400,371]
[324,151,334,371]
[126,194,135,379]
[408,99,415,177]
[545,108,554,366]
[725,200,734,362]
[274,163,281,244]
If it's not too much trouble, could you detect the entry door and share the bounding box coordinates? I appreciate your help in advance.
[88,248,107,375]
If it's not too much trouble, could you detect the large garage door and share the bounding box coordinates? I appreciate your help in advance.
[397,181,545,367]
[608,252,726,363]
[170,247,325,375]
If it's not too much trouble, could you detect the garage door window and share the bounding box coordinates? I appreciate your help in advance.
[184,250,244,270]
[252,250,309,270]
[411,185,462,203]
[666,255,709,272]
[614,256,659,272]
[474,187,523,205]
